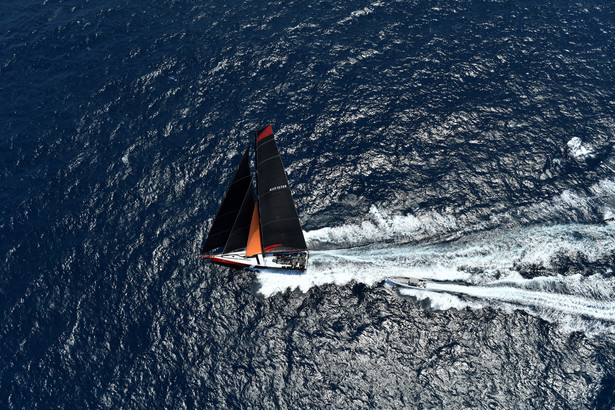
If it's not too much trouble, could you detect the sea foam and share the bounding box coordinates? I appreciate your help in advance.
[257,194,615,336]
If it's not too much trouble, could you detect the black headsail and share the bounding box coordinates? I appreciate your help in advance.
[201,145,253,254]
[223,179,256,253]
[254,125,307,253]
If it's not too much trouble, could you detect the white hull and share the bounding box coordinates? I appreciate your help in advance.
[204,250,308,273]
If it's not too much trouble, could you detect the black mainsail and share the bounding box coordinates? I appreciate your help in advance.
[254,125,307,253]
[200,146,253,254]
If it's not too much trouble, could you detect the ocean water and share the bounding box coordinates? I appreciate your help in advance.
[2,0,615,408]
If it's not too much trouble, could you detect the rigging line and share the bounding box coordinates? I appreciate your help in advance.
[228,174,252,185]
[217,208,246,218]
[256,137,276,147]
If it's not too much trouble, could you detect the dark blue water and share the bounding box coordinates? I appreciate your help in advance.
[2,0,615,408]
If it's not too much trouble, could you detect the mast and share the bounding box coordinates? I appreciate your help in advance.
[201,145,253,254]
[254,125,307,253]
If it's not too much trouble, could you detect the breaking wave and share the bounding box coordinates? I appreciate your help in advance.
[567,137,596,161]
[305,178,615,249]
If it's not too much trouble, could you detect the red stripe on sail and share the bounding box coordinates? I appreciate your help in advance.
[257,125,273,142]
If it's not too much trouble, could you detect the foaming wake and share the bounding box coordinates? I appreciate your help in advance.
[402,275,615,336]
[304,178,615,249]
[256,221,615,336]
[304,204,461,249]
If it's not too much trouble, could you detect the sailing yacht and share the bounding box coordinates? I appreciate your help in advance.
[200,125,308,273]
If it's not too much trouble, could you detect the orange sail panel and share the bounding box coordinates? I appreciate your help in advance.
[246,204,262,257]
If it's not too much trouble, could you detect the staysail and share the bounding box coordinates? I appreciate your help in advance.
[254,125,307,253]
[245,204,262,257]
[223,180,256,253]
[201,146,253,254]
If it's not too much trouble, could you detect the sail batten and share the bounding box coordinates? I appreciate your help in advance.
[259,217,304,228]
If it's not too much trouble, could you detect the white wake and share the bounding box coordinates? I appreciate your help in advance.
[402,275,615,336]
[256,179,615,336]
[256,220,615,337]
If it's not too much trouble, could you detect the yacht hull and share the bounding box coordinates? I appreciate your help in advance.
[202,250,308,273]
